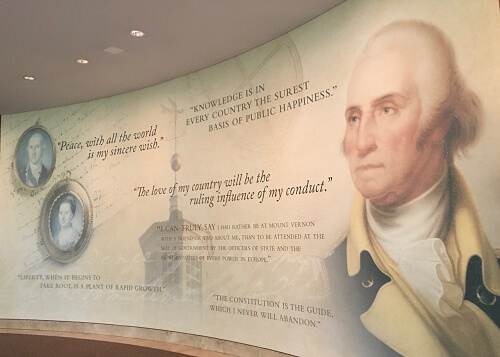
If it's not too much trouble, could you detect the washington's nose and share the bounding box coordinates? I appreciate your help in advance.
[356,117,376,155]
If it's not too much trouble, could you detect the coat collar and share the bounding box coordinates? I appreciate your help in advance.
[346,166,499,295]
[345,166,500,356]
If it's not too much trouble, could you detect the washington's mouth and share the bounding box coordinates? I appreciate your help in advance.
[356,164,383,172]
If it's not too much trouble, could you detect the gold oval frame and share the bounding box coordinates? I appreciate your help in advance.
[14,125,56,190]
[40,179,93,263]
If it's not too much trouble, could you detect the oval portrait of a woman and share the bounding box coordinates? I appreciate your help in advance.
[49,193,84,251]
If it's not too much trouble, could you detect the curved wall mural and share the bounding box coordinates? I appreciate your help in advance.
[1,0,499,355]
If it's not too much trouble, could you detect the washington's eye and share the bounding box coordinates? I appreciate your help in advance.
[375,104,398,118]
[348,115,360,125]
[382,107,394,114]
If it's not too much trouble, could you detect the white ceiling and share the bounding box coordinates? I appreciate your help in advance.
[0,0,345,115]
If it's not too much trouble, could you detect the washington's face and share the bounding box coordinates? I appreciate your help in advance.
[58,202,73,229]
[27,133,43,165]
[344,49,438,207]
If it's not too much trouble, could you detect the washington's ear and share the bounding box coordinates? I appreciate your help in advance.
[429,118,451,144]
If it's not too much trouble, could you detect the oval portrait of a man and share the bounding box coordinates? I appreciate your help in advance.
[15,126,55,188]
[49,192,84,251]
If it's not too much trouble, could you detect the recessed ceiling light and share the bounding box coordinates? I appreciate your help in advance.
[77,59,89,64]
[130,30,145,37]
[23,76,35,81]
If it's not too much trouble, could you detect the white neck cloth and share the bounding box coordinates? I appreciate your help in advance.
[28,161,42,179]
[366,173,464,316]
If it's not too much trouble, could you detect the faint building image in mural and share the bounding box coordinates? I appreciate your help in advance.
[139,153,212,301]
